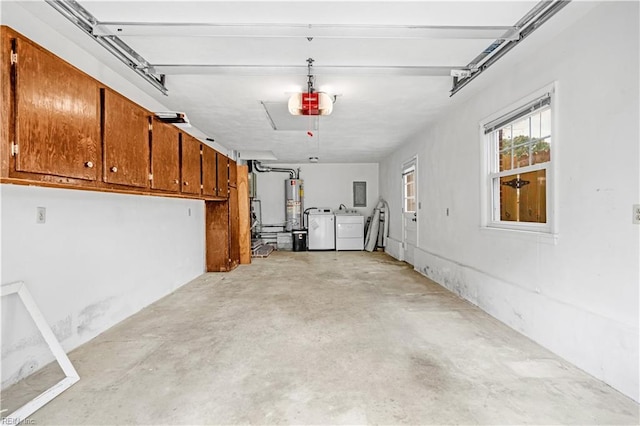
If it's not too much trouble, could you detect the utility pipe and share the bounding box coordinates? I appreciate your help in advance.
[251,160,299,179]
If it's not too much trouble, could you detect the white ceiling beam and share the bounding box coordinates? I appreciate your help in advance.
[93,23,519,40]
[150,64,460,76]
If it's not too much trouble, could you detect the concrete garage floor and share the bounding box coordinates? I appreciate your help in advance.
[3,251,639,425]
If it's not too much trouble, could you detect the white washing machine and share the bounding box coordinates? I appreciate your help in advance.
[307,210,335,250]
[335,213,364,251]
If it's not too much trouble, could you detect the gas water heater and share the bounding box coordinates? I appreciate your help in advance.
[285,179,304,231]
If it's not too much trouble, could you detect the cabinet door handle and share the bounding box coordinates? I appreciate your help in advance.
[110,166,118,173]
[174,179,179,184]
[183,181,189,186]
[84,161,94,168]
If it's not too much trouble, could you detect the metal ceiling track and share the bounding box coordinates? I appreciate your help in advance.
[450,0,571,96]
[45,0,168,95]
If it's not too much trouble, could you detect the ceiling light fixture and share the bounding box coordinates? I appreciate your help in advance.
[155,111,189,124]
[288,58,333,116]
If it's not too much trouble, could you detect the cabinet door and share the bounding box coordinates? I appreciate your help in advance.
[206,200,230,272]
[181,133,201,195]
[237,165,251,264]
[201,144,217,197]
[228,159,238,188]
[216,153,229,198]
[151,119,180,191]
[229,186,240,269]
[103,89,150,187]
[14,38,99,180]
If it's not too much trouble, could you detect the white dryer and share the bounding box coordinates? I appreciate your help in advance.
[335,213,364,251]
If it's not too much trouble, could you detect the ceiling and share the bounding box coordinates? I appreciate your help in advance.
[31,1,551,163]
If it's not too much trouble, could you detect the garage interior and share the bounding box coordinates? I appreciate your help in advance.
[1,0,639,424]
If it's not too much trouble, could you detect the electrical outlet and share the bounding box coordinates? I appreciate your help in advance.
[36,207,46,224]
[633,204,640,225]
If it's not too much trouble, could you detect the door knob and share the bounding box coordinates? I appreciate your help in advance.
[84,161,94,168]
[110,166,118,173]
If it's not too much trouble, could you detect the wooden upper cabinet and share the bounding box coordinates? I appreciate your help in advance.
[201,144,217,197]
[14,38,99,180]
[103,89,150,188]
[228,159,237,188]
[216,153,229,198]
[151,119,180,192]
[180,133,201,195]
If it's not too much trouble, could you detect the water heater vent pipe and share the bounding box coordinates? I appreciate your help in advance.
[251,160,299,179]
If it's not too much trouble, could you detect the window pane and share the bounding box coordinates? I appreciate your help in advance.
[403,169,416,212]
[514,143,531,168]
[532,137,551,165]
[498,127,512,151]
[511,117,530,139]
[406,182,415,198]
[531,112,541,139]
[498,169,546,223]
[518,169,547,223]
[499,148,511,172]
[405,172,414,184]
[540,108,551,137]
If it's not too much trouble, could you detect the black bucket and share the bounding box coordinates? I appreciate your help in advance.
[292,230,307,252]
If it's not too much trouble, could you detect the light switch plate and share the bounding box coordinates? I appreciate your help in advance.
[633,204,640,225]
[36,207,46,224]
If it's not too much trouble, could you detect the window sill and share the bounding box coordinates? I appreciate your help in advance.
[480,225,559,245]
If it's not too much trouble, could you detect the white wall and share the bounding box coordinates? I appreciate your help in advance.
[0,2,207,388]
[1,185,205,388]
[379,2,639,401]
[255,163,379,226]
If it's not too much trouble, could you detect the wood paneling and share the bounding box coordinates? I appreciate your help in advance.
[228,158,237,188]
[14,38,99,180]
[237,165,251,264]
[229,186,240,269]
[103,89,149,188]
[180,133,201,195]
[201,144,217,197]
[216,153,228,198]
[206,200,230,272]
[151,119,180,192]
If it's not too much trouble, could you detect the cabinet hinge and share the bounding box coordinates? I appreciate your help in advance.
[10,51,17,65]
[149,173,153,180]
[148,123,152,131]
[200,184,203,189]
[11,142,18,156]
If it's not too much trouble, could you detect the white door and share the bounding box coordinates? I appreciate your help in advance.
[402,160,418,265]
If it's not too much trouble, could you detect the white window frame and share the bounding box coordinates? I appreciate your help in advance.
[480,83,558,237]
[402,161,417,214]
